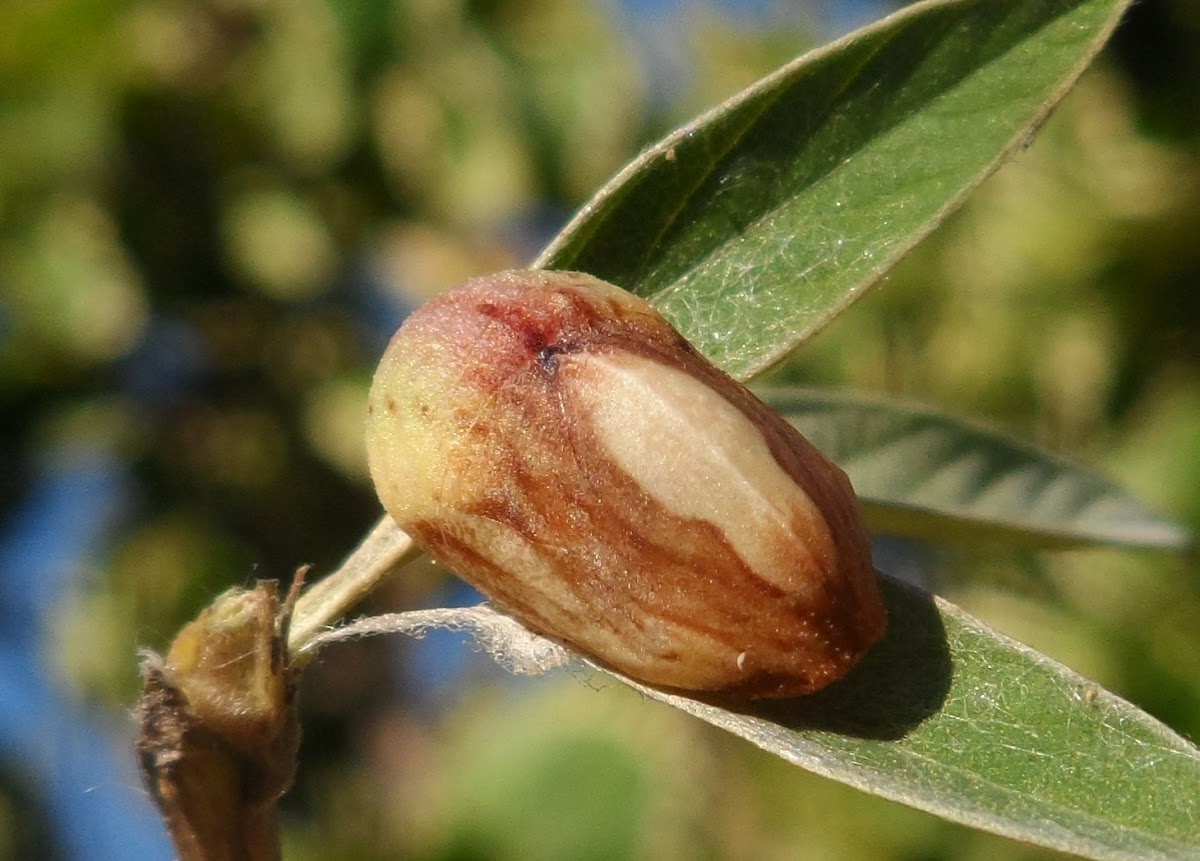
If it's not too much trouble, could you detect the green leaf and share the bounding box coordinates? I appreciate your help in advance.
[350,593,1200,861]
[536,0,1133,380]
[763,388,1191,550]
[604,575,1200,861]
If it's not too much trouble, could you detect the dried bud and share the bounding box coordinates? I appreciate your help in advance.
[365,270,885,698]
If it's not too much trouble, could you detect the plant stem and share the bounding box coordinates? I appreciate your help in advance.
[286,514,421,663]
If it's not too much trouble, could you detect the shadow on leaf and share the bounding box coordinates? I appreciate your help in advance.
[707,573,950,740]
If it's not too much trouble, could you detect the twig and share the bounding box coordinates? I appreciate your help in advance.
[286,514,421,663]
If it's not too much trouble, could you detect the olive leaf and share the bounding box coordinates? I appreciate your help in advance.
[310,592,1200,861]
[610,578,1200,861]
[537,0,1134,381]
[765,388,1191,550]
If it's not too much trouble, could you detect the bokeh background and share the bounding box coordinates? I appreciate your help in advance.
[1,0,1197,858]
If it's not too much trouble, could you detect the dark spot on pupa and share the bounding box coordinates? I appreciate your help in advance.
[537,347,559,374]
[536,342,580,375]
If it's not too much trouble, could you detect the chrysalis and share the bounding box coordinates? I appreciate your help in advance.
[366,270,885,699]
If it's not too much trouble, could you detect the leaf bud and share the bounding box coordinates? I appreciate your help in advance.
[366,269,885,698]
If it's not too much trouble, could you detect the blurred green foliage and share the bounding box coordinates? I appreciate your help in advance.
[1,0,1197,859]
